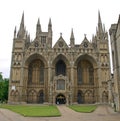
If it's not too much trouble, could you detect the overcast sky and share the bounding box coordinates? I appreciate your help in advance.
[0,0,120,78]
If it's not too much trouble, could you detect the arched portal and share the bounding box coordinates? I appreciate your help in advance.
[56,94,66,104]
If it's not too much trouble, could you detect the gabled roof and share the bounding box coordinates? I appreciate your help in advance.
[80,35,90,47]
[53,34,69,48]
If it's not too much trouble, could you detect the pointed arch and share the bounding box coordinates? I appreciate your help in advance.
[84,90,93,104]
[25,53,47,67]
[52,54,70,67]
[74,54,97,67]
[25,54,46,85]
[10,90,15,102]
[14,90,19,102]
[75,54,97,85]
[27,89,37,103]
[56,60,66,76]
[77,90,84,104]
[38,90,44,104]
[56,93,66,104]
[52,54,70,76]
[102,91,108,103]
[28,59,44,84]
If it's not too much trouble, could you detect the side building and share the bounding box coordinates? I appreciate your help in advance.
[109,15,120,111]
[8,12,111,105]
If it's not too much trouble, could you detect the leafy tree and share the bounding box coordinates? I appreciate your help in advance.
[0,73,9,103]
[0,72,3,81]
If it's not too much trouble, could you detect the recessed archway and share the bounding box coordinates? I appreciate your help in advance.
[56,94,66,104]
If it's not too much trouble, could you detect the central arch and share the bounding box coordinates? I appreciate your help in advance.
[56,94,66,104]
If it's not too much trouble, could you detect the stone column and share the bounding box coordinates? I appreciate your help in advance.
[48,61,52,104]
[98,68,102,103]
[70,63,74,104]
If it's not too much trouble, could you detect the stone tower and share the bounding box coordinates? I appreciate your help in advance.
[8,12,111,105]
[109,15,120,111]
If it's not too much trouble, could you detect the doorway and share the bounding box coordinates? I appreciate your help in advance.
[56,94,66,104]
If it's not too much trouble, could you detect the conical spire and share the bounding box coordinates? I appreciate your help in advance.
[17,12,25,39]
[14,26,17,38]
[98,11,103,34]
[98,10,102,24]
[36,18,41,37]
[48,18,52,31]
[19,12,24,32]
[70,28,75,47]
[70,28,74,39]
[37,18,40,25]
[49,18,52,26]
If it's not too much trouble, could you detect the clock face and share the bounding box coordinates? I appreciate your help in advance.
[59,41,63,47]
[83,42,88,48]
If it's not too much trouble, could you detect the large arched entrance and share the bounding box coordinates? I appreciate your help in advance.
[56,94,66,104]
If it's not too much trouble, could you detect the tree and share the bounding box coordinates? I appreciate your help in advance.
[0,73,9,103]
[0,72,3,81]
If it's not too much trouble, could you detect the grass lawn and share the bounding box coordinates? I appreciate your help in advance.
[69,105,97,113]
[0,104,61,117]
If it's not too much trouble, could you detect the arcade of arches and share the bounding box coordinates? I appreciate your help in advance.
[9,54,109,105]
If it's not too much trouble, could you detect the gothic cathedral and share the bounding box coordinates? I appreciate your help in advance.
[8,12,111,105]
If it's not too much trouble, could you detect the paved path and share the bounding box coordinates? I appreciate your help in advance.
[0,105,120,121]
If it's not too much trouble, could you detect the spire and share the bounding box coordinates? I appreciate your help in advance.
[70,28,75,47]
[48,18,52,31]
[70,28,74,39]
[19,12,24,32]
[36,18,41,37]
[14,26,17,38]
[98,11,103,33]
[49,18,52,26]
[17,12,25,39]
[98,10,102,24]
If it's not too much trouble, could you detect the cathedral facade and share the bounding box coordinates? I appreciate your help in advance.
[8,12,111,105]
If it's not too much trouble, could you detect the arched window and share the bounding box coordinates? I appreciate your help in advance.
[77,60,94,84]
[56,60,66,76]
[77,67,83,84]
[89,66,94,84]
[28,59,44,84]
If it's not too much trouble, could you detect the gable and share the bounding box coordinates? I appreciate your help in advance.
[53,36,69,48]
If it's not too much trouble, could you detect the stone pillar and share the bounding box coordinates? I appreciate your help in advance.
[70,61,74,104]
[48,61,52,104]
[98,68,102,103]
[53,95,55,105]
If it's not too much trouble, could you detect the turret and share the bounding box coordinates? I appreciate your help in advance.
[17,12,26,39]
[70,28,75,47]
[98,11,103,34]
[36,18,41,38]
[48,18,52,47]
[95,11,108,42]
[48,18,52,32]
